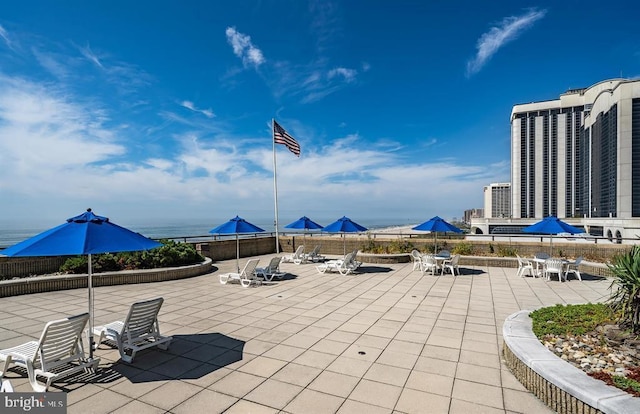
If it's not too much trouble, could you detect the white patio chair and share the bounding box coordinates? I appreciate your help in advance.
[219,259,261,287]
[93,297,172,364]
[0,313,99,392]
[281,246,305,265]
[255,257,286,282]
[544,258,566,282]
[516,254,535,278]
[565,256,583,281]
[421,254,439,275]
[410,250,422,271]
[442,254,461,276]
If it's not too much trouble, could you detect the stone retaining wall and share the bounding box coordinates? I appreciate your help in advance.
[502,310,640,414]
[2,235,617,278]
[0,258,213,298]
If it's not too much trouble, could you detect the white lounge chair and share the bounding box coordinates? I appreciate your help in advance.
[255,257,286,282]
[0,313,99,392]
[303,245,325,263]
[93,297,172,363]
[316,251,359,275]
[516,254,535,278]
[281,246,305,264]
[442,254,461,276]
[219,259,261,287]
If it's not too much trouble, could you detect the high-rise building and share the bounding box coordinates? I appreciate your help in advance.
[471,78,640,242]
[483,183,511,218]
[463,208,483,224]
[511,78,640,221]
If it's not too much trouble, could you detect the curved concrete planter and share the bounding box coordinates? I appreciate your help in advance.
[503,310,640,413]
[356,252,411,264]
[0,258,213,298]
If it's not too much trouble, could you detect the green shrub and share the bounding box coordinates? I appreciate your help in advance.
[361,235,414,254]
[608,245,640,333]
[452,242,474,255]
[388,239,415,253]
[59,240,204,274]
[59,256,89,274]
[496,245,518,257]
[530,303,616,337]
[612,375,640,394]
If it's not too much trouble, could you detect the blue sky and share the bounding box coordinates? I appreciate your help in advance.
[0,1,638,231]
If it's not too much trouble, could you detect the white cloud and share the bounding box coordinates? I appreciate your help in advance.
[0,24,12,49]
[328,67,357,82]
[0,34,502,227]
[0,75,502,224]
[225,27,265,68]
[466,8,547,77]
[180,100,215,118]
[79,44,104,68]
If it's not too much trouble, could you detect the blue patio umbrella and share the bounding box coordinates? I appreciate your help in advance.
[285,216,324,231]
[522,216,585,254]
[285,216,324,247]
[0,208,162,358]
[412,216,463,253]
[210,216,265,272]
[323,216,368,255]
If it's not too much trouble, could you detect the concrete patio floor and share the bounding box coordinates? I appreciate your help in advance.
[0,254,612,413]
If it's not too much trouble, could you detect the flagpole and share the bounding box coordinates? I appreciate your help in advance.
[272,119,280,253]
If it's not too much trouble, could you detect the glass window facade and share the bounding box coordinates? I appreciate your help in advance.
[633,98,640,217]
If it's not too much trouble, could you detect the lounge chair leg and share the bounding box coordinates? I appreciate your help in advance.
[26,360,47,393]
[1,379,13,392]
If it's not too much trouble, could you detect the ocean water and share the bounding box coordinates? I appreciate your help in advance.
[0,218,417,248]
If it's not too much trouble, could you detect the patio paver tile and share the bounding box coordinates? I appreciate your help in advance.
[349,379,402,410]
[452,379,504,410]
[171,389,237,414]
[394,388,451,414]
[244,378,304,410]
[137,380,202,411]
[284,388,345,414]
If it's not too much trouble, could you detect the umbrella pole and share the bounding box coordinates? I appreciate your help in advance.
[88,254,94,360]
[236,234,240,273]
[434,232,438,254]
[343,233,346,256]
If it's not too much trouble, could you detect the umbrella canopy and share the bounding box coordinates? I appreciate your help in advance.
[284,216,324,249]
[1,210,161,256]
[522,216,585,254]
[284,216,324,230]
[521,216,585,235]
[323,216,368,254]
[0,208,162,358]
[209,216,265,272]
[412,216,463,253]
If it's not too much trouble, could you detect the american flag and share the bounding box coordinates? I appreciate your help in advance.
[273,120,300,157]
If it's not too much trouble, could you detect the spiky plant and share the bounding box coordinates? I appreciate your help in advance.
[608,245,640,333]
